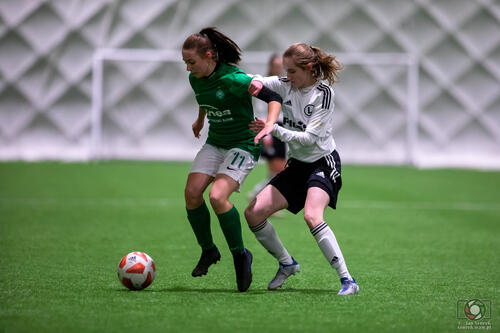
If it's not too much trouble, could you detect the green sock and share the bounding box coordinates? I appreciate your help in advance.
[186,201,215,251]
[217,206,245,255]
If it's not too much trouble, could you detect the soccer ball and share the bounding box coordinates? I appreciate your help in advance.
[117,252,156,290]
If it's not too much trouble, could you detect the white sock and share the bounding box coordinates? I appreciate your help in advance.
[250,220,293,265]
[311,221,351,280]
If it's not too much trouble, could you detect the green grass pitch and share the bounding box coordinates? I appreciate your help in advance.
[1,161,499,332]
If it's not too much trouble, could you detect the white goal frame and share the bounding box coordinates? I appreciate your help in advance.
[91,48,419,164]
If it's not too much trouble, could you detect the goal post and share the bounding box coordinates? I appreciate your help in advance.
[91,48,419,164]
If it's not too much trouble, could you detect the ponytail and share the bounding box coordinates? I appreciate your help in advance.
[284,43,343,85]
[310,46,342,85]
[183,27,241,64]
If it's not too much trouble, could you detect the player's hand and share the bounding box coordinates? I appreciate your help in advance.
[253,124,274,145]
[192,119,203,138]
[248,79,263,96]
[249,118,265,133]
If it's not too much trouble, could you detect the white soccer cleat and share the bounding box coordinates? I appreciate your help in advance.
[268,258,300,290]
[337,277,359,295]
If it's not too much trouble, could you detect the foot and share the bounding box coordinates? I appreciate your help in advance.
[233,249,253,292]
[337,277,359,295]
[268,258,300,290]
[191,246,221,277]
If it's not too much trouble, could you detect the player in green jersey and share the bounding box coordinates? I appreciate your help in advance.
[181,27,282,292]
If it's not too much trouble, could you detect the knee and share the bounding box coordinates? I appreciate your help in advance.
[303,212,323,229]
[208,191,225,211]
[244,200,258,226]
[185,185,203,207]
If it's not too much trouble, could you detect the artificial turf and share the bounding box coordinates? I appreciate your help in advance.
[0,161,498,332]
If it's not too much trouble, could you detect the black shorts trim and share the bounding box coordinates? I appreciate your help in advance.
[269,150,342,214]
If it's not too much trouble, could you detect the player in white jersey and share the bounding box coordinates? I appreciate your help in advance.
[244,43,359,295]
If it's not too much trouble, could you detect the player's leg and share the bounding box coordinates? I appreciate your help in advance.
[245,185,292,265]
[266,137,287,218]
[247,136,286,200]
[185,144,222,277]
[209,173,245,254]
[304,187,358,295]
[267,136,287,176]
[264,156,288,219]
[268,157,287,176]
[245,184,300,290]
[210,148,256,292]
[245,184,288,225]
[185,172,221,277]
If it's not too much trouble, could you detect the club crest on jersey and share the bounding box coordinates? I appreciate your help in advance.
[304,104,314,116]
[215,89,225,99]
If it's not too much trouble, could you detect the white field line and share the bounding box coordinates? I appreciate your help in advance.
[0,197,177,207]
[340,200,500,212]
[1,197,500,212]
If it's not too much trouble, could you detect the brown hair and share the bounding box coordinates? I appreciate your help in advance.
[182,27,241,64]
[283,43,343,85]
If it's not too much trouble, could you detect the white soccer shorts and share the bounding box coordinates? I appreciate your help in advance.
[190,143,257,188]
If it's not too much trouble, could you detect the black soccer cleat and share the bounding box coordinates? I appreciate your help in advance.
[233,249,253,292]
[191,246,221,277]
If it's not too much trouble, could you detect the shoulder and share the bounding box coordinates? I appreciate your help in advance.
[315,82,334,109]
[262,75,289,87]
[265,76,291,91]
[220,63,246,75]
[217,64,252,94]
[275,76,291,88]
[221,64,250,81]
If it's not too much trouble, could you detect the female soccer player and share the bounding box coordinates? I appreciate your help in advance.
[182,27,282,292]
[245,43,359,295]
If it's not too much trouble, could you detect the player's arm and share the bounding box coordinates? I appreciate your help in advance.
[252,86,282,145]
[247,75,285,144]
[249,75,286,96]
[272,96,332,146]
[254,85,282,125]
[250,117,319,146]
[271,124,317,146]
[192,107,205,138]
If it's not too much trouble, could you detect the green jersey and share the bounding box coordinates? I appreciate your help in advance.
[189,63,262,160]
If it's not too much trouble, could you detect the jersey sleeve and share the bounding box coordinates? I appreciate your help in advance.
[272,124,317,146]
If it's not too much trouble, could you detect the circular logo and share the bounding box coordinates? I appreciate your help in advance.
[216,89,225,99]
[464,300,486,320]
[303,104,314,116]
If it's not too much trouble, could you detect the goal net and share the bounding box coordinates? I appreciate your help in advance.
[91,48,418,164]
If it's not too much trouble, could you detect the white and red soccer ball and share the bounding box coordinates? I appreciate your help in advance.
[117,252,156,290]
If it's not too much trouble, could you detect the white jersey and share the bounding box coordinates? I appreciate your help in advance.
[259,76,336,163]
